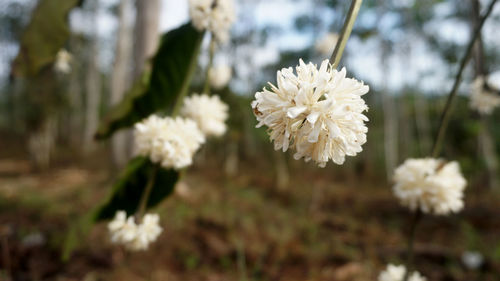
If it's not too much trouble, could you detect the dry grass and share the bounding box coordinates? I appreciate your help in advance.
[0,157,499,280]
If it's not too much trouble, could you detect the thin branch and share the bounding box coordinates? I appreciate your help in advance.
[137,165,158,218]
[203,36,216,95]
[403,210,422,281]
[329,0,363,68]
[431,0,498,158]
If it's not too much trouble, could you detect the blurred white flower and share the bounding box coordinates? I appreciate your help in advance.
[251,59,369,167]
[408,272,426,281]
[54,49,72,74]
[134,115,205,169]
[470,76,500,115]
[378,264,426,281]
[462,251,484,270]
[315,33,339,55]
[108,211,163,251]
[181,94,229,137]
[108,211,138,244]
[189,0,236,43]
[127,213,163,251]
[393,158,467,215]
[209,64,232,89]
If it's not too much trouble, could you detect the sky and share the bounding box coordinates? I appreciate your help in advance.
[1,0,500,94]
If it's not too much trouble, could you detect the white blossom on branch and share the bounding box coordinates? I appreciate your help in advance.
[252,59,369,167]
[393,158,467,215]
[189,0,236,43]
[134,115,205,169]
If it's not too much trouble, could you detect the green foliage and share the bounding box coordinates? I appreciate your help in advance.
[63,157,179,259]
[95,23,205,139]
[93,157,179,220]
[11,0,82,77]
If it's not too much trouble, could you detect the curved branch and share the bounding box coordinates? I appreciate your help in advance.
[431,0,498,157]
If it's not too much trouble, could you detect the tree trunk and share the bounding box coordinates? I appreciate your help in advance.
[380,41,398,180]
[479,117,499,189]
[26,68,59,170]
[414,91,431,156]
[133,0,160,77]
[119,0,160,161]
[66,36,84,149]
[472,0,498,190]
[110,0,134,169]
[29,116,57,170]
[83,0,101,154]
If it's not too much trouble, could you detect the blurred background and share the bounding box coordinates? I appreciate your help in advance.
[0,0,499,280]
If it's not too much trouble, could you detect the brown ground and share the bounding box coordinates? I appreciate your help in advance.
[0,151,499,281]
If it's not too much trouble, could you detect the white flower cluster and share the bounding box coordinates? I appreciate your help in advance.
[378,264,426,281]
[54,49,72,74]
[134,115,205,169]
[393,158,467,215]
[181,94,229,137]
[251,59,369,167]
[315,33,339,55]
[470,76,500,115]
[189,0,236,43]
[108,211,162,251]
[209,64,232,89]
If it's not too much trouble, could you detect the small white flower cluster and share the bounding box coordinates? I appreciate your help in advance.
[252,59,369,167]
[134,115,205,169]
[108,211,162,251]
[181,94,229,137]
[470,76,500,115]
[378,264,426,281]
[393,158,467,215]
[209,64,232,89]
[189,0,236,43]
[315,33,339,55]
[54,49,72,74]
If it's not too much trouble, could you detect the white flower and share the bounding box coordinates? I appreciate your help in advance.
[462,251,484,270]
[408,272,426,281]
[393,158,467,215]
[127,213,163,251]
[108,211,138,244]
[54,49,72,73]
[108,211,163,251]
[315,33,339,55]
[470,76,500,115]
[181,94,229,137]
[134,115,205,169]
[378,264,426,281]
[209,64,232,89]
[251,59,369,167]
[189,0,236,43]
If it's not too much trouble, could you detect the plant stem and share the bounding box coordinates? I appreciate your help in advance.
[137,165,158,218]
[329,0,363,68]
[431,0,498,158]
[403,210,422,281]
[203,36,216,95]
[171,31,205,117]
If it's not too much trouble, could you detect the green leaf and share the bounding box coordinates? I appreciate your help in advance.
[62,156,179,259]
[93,156,179,220]
[11,0,82,77]
[95,23,204,139]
